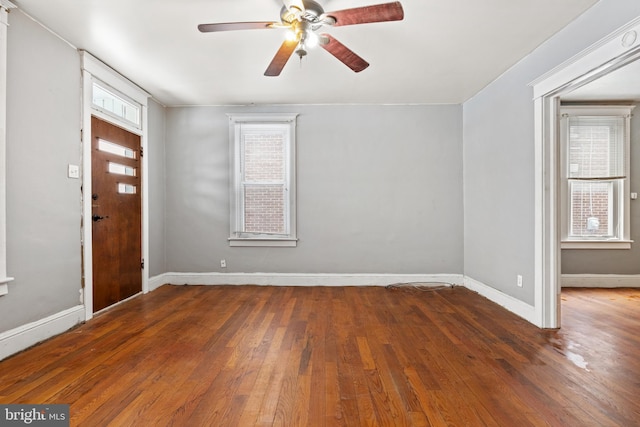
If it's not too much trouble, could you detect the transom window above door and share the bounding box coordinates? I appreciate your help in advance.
[92,81,141,129]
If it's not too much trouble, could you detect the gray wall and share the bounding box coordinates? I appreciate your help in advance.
[1,10,167,334]
[463,0,640,305]
[148,99,167,277]
[562,101,640,274]
[2,10,82,331]
[165,104,463,275]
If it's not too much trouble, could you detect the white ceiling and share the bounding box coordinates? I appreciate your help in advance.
[11,0,601,106]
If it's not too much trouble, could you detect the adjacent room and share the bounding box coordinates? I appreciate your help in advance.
[0,0,639,425]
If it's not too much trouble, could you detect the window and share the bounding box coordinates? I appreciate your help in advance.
[92,81,141,129]
[228,113,298,247]
[560,105,634,249]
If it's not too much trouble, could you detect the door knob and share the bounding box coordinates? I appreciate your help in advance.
[92,215,109,222]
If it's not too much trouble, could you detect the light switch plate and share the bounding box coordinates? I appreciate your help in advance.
[68,164,80,179]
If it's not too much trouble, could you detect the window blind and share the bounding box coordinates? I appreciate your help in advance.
[568,116,625,180]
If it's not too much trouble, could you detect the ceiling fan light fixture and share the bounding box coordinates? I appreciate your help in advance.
[303,31,319,48]
[285,29,298,42]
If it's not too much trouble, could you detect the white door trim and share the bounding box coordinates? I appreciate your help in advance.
[0,1,16,296]
[530,16,640,328]
[80,51,150,321]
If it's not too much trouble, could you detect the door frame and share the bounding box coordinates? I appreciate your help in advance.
[530,16,640,328]
[81,51,150,320]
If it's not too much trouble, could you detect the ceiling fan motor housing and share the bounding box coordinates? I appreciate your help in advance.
[280,0,325,25]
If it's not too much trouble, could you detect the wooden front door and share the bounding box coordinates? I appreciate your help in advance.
[91,116,142,312]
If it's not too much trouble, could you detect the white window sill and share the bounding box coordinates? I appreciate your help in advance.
[0,276,14,296]
[229,238,298,247]
[561,240,633,249]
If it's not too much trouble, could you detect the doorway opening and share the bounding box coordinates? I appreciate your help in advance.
[81,52,150,319]
[531,18,640,328]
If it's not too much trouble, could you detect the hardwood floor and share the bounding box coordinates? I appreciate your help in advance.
[0,285,638,426]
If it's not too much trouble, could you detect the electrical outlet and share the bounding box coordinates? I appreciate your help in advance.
[517,275,523,287]
[220,259,226,268]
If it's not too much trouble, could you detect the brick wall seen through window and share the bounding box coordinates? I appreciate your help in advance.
[242,132,286,234]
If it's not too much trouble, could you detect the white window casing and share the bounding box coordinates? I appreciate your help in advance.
[0,1,16,296]
[227,113,298,247]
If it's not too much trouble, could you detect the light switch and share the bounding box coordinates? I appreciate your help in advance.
[631,192,638,200]
[68,164,80,179]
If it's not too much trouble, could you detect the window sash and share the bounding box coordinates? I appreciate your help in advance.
[240,184,287,236]
[568,179,618,238]
[236,124,290,238]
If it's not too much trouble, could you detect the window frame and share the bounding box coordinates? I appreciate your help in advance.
[227,113,298,247]
[560,105,634,249]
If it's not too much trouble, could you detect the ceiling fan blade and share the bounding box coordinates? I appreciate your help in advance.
[264,39,299,76]
[324,1,404,27]
[320,34,369,72]
[198,22,279,32]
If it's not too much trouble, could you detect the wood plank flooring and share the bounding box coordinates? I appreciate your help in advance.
[0,285,638,426]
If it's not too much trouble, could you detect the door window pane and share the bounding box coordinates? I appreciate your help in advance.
[117,183,137,194]
[98,139,136,159]
[108,162,136,176]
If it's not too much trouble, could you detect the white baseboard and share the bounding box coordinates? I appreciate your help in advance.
[464,276,538,326]
[562,274,640,288]
[0,305,85,361]
[150,272,464,288]
[149,273,168,291]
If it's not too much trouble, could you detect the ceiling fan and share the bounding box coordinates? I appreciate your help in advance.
[198,0,404,76]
